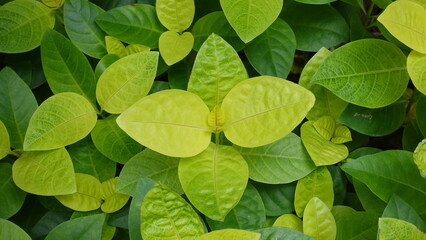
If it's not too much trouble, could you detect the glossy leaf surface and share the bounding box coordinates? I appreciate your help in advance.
[45,214,105,240]
[273,214,303,232]
[303,197,336,240]
[198,229,260,240]
[159,31,194,65]
[407,51,426,95]
[105,36,126,58]
[0,218,31,240]
[101,177,130,213]
[0,163,26,218]
[156,0,194,32]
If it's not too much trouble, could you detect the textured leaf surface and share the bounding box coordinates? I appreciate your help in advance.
[414,139,426,179]
[220,0,283,43]
[101,177,129,213]
[64,0,107,59]
[141,183,205,240]
[45,214,105,240]
[256,227,314,240]
[336,212,378,240]
[0,0,55,53]
[417,96,426,137]
[95,54,120,79]
[311,39,408,108]
[0,120,10,159]
[273,214,303,232]
[378,218,426,240]
[12,148,76,195]
[408,51,426,95]
[0,218,31,240]
[41,29,97,104]
[159,31,194,65]
[234,133,315,184]
[117,89,211,157]
[222,76,315,147]
[198,229,260,240]
[0,163,26,218]
[179,143,248,221]
[156,0,194,32]
[254,182,296,217]
[24,92,97,151]
[303,197,336,240]
[96,51,158,114]
[105,36,126,58]
[383,195,426,231]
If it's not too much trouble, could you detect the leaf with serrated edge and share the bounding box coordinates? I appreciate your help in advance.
[24,92,97,151]
[105,36,126,58]
[0,120,10,160]
[156,0,194,32]
[159,31,194,65]
[303,197,336,240]
[222,76,315,148]
[45,214,105,240]
[198,229,260,240]
[378,218,426,240]
[101,177,130,213]
[0,163,26,219]
[179,143,248,221]
[0,218,31,240]
[273,214,303,232]
[408,51,426,95]
[12,148,76,196]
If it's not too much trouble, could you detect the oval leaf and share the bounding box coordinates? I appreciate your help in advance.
[408,50,426,95]
[0,218,31,240]
[0,163,26,218]
[256,227,314,240]
[303,197,337,240]
[0,120,10,159]
[45,214,105,240]
[198,229,260,240]
[336,212,378,240]
[101,177,130,213]
[159,31,194,65]
[105,36,126,58]
[414,139,426,179]
[383,195,426,232]
[156,0,194,32]
[378,218,426,240]
[273,214,303,232]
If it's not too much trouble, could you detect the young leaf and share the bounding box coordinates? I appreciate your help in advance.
[0,218,31,240]
[335,212,379,240]
[55,173,102,212]
[96,51,158,114]
[198,229,260,240]
[311,39,408,108]
[41,29,97,105]
[125,44,150,56]
[378,218,426,240]
[94,54,120,79]
[254,182,296,217]
[378,0,426,54]
[0,163,26,219]
[222,76,315,147]
[273,214,303,232]
[12,148,76,196]
[0,67,38,149]
[256,227,314,240]
[24,92,97,151]
[187,33,247,110]
[43,0,64,8]
[45,214,106,240]
[234,133,316,184]
[414,140,426,179]
[0,0,55,53]
[101,177,130,213]
[407,51,426,95]
[220,0,283,43]
[303,197,337,240]
[383,195,426,231]
[156,0,195,32]
[179,143,249,221]
[64,0,107,59]
[0,120,10,160]
[117,89,211,158]
[159,31,194,65]
[105,36,126,58]
[141,183,205,240]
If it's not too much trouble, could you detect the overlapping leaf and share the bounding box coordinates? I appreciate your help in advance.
[335,212,378,240]
[272,214,303,231]
[383,195,426,231]
[407,51,426,95]
[303,197,336,240]
[156,0,195,32]
[254,182,296,217]
[0,120,10,159]
[45,214,106,240]
[0,218,31,240]
[0,163,26,218]
[159,31,194,65]
[256,227,314,240]
[198,229,260,240]
[378,218,426,240]
[100,177,130,213]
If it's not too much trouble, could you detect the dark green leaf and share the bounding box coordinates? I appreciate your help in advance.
[253,182,296,217]
[383,195,426,232]
[0,163,26,219]
[45,214,106,240]
[417,95,426,137]
[168,60,192,90]
[29,211,72,240]
[256,227,315,240]
[336,212,379,240]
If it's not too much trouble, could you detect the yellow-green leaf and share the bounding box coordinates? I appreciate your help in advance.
[303,197,337,240]
[313,116,336,140]
[101,177,130,213]
[125,44,150,56]
[0,218,31,240]
[378,218,426,240]
[378,0,426,53]
[414,139,426,179]
[43,0,64,8]
[331,125,352,144]
[156,0,195,32]
[56,173,102,211]
[222,76,315,147]
[117,89,211,157]
[105,36,126,58]
[96,51,158,113]
[408,51,426,95]
[23,92,97,151]
[0,120,10,160]
[198,229,261,240]
[273,214,303,232]
[159,31,194,65]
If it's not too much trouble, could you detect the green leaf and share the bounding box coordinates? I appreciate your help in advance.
[0,163,26,218]
[403,121,423,152]
[0,120,10,159]
[256,227,314,240]
[105,36,126,58]
[91,115,144,164]
[159,31,194,65]
[45,214,106,240]
[125,44,150,56]
[95,4,166,48]
[179,143,248,221]
[303,197,337,240]
[24,92,97,151]
[12,148,76,195]
[64,0,107,59]
[100,177,130,213]
[331,205,356,222]
[222,76,315,147]
[117,89,211,158]
[0,218,31,240]
[353,179,387,214]
[117,148,182,195]
[220,0,283,43]
[328,166,347,205]
[244,18,296,79]
[43,0,64,8]
[408,51,426,95]
[336,212,379,240]
[414,140,426,179]
[168,60,191,90]
[341,150,426,214]
[156,0,194,32]
[96,51,158,114]
[273,214,303,232]
[41,29,97,105]
[198,229,260,240]
[253,182,296,217]
[417,95,426,137]
[29,211,72,240]
[311,39,408,108]
[378,218,426,240]
[383,195,426,231]
[187,33,247,110]
[94,54,120,80]
[0,0,55,53]
[141,183,205,240]
[313,116,337,140]
[378,0,426,54]
[295,167,334,217]
[234,133,316,184]
[295,0,335,4]
[55,173,102,211]
[0,67,38,149]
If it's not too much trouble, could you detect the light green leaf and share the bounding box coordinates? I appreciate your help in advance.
[12,148,76,195]
[0,120,10,159]
[0,218,31,240]
[295,0,335,4]
[141,183,205,240]
[105,36,126,58]
[303,197,337,240]
[179,143,248,221]
[336,212,379,240]
[187,33,247,110]
[159,31,194,65]
[295,167,334,217]
[378,0,426,54]
[414,140,426,179]
[95,4,166,48]
[331,205,356,222]
[383,195,426,232]
[96,51,158,114]
[234,133,316,184]
[220,0,283,43]
[55,173,102,211]
[198,229,260,240]
[64,0,107,59]
[378,218,426,240]
[0,67,38,149]
[313,116,336,140]
[125,44,150,56]
[24,92,97,151]
[331,126,352,144]
[43,0,64,8]
[408,51,426,95]
[45,214,106,240]
[0,163,26,218]
[311,39,408,108]
[256,227,314,240]
[222,76,315,147]
[299,47,347,120]
[117,89,211,157]
[0,0,55,53]
[94,54,120,80]
[101,177,130,213]
[156,0,194,32]
[273,214,303,232]
[117,148,182,195]
[41,29,97,105]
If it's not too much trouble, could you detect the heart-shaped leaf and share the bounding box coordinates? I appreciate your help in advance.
[303,197,336,240]
[159,31,194,65]
[156,0,194,32]
[100,177,130,213]
[408,51,426,95]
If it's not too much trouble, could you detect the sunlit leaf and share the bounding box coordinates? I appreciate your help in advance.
[407,51,426,95]
[126,44,150,56]
[156,0,195,32]
[0,163,26,218]
[45,214,105,240]
[105,36,126,58]
[378,218,426,240]
[43,0,64,8]
[101,177,130,213]
[383,195,426,231]
[414,140,426,179]
[198,229,260,240]
[159,31,194,65]
[303,197,336,240]
[273,214,303,232]
[0,120,10,160]
[0,218,31,240]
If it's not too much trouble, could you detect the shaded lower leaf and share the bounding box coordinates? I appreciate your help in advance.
[45,213,106,240]
[256,227,314,240]
[331,205,356,223]
[253,182,296,217]
[383,195,426,232]
[303,197,337,240]
[336,212,379,240]
[0,218,31,240]
[0,163,26,218]
[353,179,387,214]
[101,177,130,213]
[29,211,72,240]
